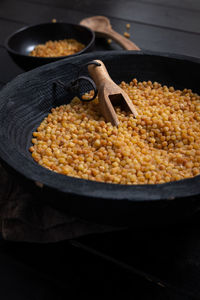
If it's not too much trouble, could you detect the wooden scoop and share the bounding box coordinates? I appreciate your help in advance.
[80,16,140,51]
[88,60,138,126]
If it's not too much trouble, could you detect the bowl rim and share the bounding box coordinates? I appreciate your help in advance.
[0,50,200,202]
[4,21,95,59]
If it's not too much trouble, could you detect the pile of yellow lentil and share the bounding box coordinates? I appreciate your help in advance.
[30,79,200,184]
[29,39,85,57]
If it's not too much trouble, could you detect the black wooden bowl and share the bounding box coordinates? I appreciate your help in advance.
[5,22,95,71]
[0,50,200,227]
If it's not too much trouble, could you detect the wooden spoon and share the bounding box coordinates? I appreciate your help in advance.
[80,16,140,51]
[88,60,138,126]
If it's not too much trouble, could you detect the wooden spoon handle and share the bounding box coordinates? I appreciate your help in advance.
[88,59,113,88]
[105,28,140,50]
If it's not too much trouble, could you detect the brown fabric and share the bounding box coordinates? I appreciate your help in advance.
[0,164,118,243]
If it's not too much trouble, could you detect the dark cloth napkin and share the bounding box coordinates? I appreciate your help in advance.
[0,164,117,243]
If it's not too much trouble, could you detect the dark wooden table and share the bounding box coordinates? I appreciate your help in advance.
[0,1,200,299]
[1,0,200,85]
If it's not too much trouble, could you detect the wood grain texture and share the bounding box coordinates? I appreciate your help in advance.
[138,0,200,11]
[80,16,140,50]
[0,237,190,300]
[17,0,200,33]
[0,0,200,58]
[77,222,200,299]
[16,0,200,11]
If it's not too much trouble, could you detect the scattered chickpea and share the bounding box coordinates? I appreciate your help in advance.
[107,39,112,44]
[124,32,130,38]
[126,23,131,29]
[30,79,200,185]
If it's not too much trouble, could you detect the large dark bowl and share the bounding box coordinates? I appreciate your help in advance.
[0,50,200,227]
[5,22,95,71]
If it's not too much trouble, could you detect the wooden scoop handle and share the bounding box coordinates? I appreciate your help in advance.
[88,59,113,88]
[88,60,138,126]
[88,60,120,126]
[106,28,140,50]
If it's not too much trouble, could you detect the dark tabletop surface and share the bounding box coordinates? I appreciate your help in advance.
[0,0,200,299]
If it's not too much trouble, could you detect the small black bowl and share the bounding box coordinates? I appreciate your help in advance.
[5,22,95,71]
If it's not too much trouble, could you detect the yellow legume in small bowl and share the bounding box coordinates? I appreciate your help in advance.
[30,79,200,184]
[29,39,85,57]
